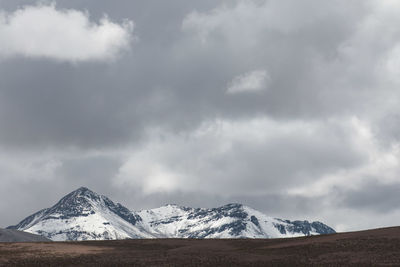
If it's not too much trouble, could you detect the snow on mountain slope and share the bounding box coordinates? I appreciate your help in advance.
[8,187,154,241]
[137,203,335,238]
[8,187,335,241]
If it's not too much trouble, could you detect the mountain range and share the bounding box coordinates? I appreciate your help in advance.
[7,187,335,241]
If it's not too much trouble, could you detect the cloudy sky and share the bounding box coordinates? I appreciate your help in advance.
[1,0,400,232]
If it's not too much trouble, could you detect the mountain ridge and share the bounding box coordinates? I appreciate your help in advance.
[8,187,335,241]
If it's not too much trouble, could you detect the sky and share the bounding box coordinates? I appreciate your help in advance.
[1,0,400,232]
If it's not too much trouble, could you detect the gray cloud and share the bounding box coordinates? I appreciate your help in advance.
[1,0,400,233]
[337,181,400,213]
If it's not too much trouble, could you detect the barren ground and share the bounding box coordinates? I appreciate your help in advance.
[1,227,400,266]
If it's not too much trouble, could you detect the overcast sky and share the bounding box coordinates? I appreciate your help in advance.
[1,0,400,232]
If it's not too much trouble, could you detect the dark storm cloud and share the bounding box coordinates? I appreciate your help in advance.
[0,0,367,149]
[0,0,223,149]
[0,58,141,148]
[1,0,400,231]
[338,181,400,213]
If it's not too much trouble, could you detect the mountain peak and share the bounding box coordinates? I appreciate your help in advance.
[8,187,145,240]
[75,186,90,192]
[70,186,98,197]
[44,187,103,219]
[52,187,101,209]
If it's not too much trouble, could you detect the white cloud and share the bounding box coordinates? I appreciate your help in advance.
[0,152,62,183]
[0,4,134,62]
[182,0,355,46]
[226,70,270,94]
[289,117,400,197]
[114,117,366,196]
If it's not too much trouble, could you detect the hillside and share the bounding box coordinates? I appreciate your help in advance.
[0,228,50,242]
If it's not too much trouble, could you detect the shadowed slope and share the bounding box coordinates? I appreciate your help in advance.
[0,228,50,242]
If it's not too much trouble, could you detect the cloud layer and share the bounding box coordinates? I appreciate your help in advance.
[1,0,400,233]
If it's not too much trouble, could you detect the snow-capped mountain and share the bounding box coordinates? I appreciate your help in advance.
[137,203,335,239]
[8,187,335,241]
[7,187,153,241]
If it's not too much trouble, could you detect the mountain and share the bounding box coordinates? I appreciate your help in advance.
[137,203,335,238]
[8,187,335,241]
[0,228,50,242]
[8,187,153,241]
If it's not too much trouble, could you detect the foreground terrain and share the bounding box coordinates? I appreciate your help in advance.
[1,227,400,266]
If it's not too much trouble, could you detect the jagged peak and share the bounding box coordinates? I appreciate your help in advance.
[48,187,143,225]
[60,187,102,202]
[71,186,98,196]
[44,187,106,216]
[75,186,90,192]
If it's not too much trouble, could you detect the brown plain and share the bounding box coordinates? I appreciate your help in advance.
[1,226,400,266]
